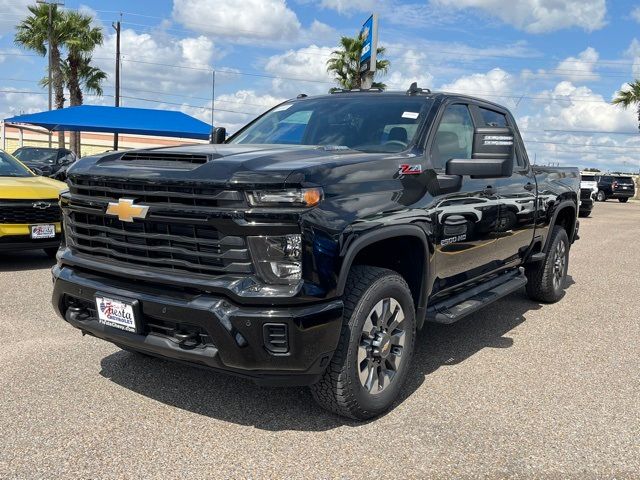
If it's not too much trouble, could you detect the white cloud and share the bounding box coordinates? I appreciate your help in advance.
[93,29,217,95]
[265,45,334,96]
[172,0,301,41]
[441,68,515,106]
[0,0,32,36]
[384,49,434,90]
[555,47,599,81]
[214,90,286,133]
[0,88,48,119]
[432,0,607,33]
[319,0,378,14]
[624,38,640,78]
[631,6,640,23]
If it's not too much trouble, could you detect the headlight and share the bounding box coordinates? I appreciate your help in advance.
[248,235,302,285]
[246,187,323,207]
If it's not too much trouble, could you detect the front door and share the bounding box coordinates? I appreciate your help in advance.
[428,103,504,295]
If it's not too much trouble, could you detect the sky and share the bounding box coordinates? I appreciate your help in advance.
[1,0,640,172]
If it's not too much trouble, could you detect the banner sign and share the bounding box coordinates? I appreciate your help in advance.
[359,14,378,74]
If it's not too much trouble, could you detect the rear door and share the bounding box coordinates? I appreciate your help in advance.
[427,102,504,295]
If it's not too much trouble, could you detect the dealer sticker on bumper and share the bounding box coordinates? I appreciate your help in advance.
[96,296,137,333]
[30,224,55,239]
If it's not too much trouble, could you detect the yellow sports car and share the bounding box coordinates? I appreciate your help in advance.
[0,149,67,258]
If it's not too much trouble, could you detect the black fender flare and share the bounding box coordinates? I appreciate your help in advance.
[336,225,431,326]
[544,199,577,251]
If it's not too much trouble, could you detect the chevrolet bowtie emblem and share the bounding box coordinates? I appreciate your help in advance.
[105,198,149,222]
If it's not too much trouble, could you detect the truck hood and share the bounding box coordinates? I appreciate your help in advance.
[67,144,406,188]
[0,175,67,200]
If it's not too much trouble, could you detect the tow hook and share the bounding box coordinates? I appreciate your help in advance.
[66,305,89,323]
[174,331,199,347]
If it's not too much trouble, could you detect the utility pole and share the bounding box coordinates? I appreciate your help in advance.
[36,0,63,146]
[112,15,121,150]
[211,69,215,128]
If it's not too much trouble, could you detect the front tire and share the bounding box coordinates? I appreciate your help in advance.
[578,209,591,218]
[618,197,629,203]
[525,226,569,303]
[310,266,416,420]
[596,190,606,202]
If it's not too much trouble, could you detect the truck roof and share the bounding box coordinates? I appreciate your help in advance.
[297,88,510,112]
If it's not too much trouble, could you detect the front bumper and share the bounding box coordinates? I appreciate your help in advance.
[0,223,62,251]
[52,265,344,386]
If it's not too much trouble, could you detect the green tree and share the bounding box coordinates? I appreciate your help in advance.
[15,3,68,147]
[612,80,640,131]
[64,11,105,155]
[326,34,390,91]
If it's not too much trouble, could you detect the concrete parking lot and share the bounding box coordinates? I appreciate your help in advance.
[0,201,638,479]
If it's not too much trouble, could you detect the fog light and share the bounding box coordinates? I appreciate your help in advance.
[248,235,302,285]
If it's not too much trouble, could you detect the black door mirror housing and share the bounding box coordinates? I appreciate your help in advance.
[445,127,515,178]
[446,158,513,178]
[210,127,226,144]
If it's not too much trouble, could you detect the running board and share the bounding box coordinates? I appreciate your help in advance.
[426,268,528,324]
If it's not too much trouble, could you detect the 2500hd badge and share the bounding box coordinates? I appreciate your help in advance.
[53,86,580,420]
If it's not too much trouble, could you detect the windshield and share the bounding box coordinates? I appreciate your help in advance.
[0,150,34,177]
[13,147,59,165]
[229,96,434,153]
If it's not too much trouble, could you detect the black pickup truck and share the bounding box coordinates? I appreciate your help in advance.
[52,87,580,419]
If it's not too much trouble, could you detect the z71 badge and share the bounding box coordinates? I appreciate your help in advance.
[398,164,422,175]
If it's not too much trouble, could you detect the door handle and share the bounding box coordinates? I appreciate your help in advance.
[483,186,496,195]
[524,182,535,191]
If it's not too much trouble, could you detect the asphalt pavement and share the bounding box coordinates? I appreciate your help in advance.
[1,201,639,479]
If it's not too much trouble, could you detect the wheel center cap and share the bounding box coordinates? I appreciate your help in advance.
[373,332,392,359]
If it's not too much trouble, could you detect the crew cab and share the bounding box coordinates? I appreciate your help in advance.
[52,87,580,419]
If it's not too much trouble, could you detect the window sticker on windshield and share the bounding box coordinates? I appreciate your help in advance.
[272,104,293,112]
[402,112,419,119]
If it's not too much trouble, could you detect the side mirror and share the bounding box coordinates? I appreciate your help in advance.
[210,126,226,144]
[446,127,515,178]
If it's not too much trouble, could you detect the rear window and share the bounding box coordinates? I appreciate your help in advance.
[479,108,507,127]
[581,175,596,181]
[615,176,633,183]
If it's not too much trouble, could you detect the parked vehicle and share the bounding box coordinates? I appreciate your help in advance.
[579,173,598,217]
[12,147,77,181]
[0,150,66,257]
[596,174,636,202]
[52,87,580,419]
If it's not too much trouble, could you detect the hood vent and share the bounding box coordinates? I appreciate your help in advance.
[120,152,209,165]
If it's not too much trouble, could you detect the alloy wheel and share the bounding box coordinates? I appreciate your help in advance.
[552,240,567,290]
[357,298,407,394]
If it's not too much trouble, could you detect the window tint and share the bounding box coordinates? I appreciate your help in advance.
[479,108,507,127]
[581,175,596,181]
[430,104,474,168]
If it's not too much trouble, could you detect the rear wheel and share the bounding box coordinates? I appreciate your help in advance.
[310,266,416,420]
[596,190,606,202]
[578,209,591,218]
[618,197,629,203]
[525,226,569,303]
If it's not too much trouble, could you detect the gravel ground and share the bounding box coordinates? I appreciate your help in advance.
[0,201,639,479]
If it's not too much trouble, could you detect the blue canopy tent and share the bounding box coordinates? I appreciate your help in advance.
[4,105,212,140]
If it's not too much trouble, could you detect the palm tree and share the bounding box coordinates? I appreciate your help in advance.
[327,35,390,91]
[15,3,68,147]
[612,80,640,131]
[64,11,105,154]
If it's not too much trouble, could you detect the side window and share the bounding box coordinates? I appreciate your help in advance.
[430,104,474,169]
[479,107,507,127]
